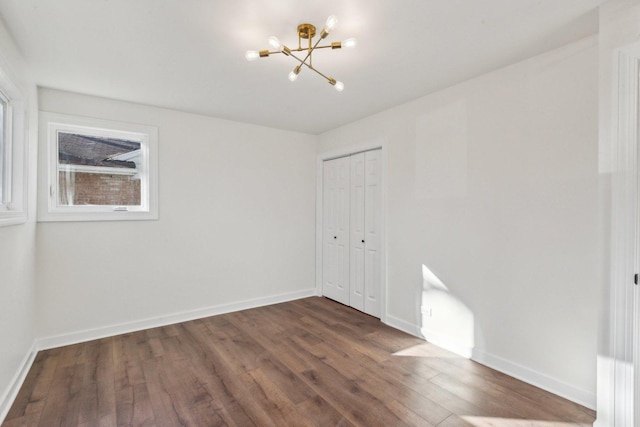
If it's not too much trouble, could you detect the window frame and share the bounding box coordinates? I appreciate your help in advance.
[0,66,27,227]
[0,90,10,208]
[38,112,158,222]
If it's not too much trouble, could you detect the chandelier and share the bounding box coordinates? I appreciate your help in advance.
[245,15,356,91]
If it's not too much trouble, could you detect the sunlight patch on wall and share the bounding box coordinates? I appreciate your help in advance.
[420,264,474,358]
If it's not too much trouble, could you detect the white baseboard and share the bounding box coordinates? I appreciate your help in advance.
[0,343,37,424]
[384,314,424,338]
[36,289,316,351]
[472,349,596,410]
[384,316,596,411]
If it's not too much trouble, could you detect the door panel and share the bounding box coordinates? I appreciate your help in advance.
[322,156,350,305]
[350,152,365,311]
[364,149,382,317]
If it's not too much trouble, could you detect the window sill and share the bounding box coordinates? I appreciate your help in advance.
[0,210,27,227]
[37,209,157,223]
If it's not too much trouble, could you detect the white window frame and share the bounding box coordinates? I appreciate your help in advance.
[0,91,11,208]
[38,112,158,222]
[0,66,27,227]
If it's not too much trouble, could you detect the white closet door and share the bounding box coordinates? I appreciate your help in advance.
[322,156,350,305]
[364,149,382,317]
[349,152,366,312]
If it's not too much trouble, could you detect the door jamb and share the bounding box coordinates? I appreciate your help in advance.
[596,42,640,427]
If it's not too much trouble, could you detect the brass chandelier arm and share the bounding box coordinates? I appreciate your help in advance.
[262,44,338,56]
[299,30,324,69]
[285,49,333,82]
[261,42,337,82]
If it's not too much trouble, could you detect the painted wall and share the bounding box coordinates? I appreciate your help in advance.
[0,20,38,420]
[595,0,640,425]
[36,89,317,341]
[318,36,600,407]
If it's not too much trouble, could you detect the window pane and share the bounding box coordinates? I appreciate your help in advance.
[57,132,142,206]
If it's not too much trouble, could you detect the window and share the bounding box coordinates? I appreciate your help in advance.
[0,67,27,227]
[39,113,158,221]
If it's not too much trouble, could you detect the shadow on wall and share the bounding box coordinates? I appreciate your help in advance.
[420,264,475,358]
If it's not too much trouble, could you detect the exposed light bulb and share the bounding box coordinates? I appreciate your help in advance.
[245,50,260,61]
[288,65,301,82]
[342,38,357,49]
[334,81,344,92]
[268,36,283,51]
[325,15,338,32]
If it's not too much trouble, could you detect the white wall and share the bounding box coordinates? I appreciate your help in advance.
[36,89,317,343]
[0,19,38,421]
[318,36,600,407]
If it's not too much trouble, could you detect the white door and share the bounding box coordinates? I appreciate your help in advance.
[322,156,350,305]
[349,152,366,312]
[323,149,382,317]
[364,149,382,317]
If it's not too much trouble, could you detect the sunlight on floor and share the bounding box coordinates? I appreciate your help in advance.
[392,342,432,357]
[461,416,579,426]
[391,342,460,358]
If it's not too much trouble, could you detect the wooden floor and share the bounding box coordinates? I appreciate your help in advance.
[4,297,595,427]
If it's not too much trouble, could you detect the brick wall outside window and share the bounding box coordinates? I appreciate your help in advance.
[58,172,140,206]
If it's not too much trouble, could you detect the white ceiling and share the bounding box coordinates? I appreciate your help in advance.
[0,0,602,134]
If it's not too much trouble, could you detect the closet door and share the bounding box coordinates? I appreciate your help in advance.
[363,149,382,317]
[322,156,350,305]
[349,152,366,312]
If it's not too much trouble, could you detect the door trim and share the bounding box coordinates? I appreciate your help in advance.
[316,138,388,322]
[596,42,640,427]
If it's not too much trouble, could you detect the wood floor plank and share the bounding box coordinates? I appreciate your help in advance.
[184,320,284,426]
[3,350,60,426]
[387,399,437,427]
[93,339,117,427]
[172,321,261,426]
[225,312,321,404]
[176,333,257,427]
[305,340,452,425]
[3,297,596,427]
[281,335,420,426]
[436,414,476,427]
[36,364,83,426]
[247,368,316,427]
[451,360,596,423]
[295,395,355,427]
[113,334,155,426]
[223,310,354,426]
[430,372,582,424]
[141,356,194,427]
[300,367,406,426]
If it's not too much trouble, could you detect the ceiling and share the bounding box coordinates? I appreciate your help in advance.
[0,0,603,134]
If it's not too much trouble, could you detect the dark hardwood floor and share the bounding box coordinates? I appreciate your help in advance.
[3,297,596,426]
